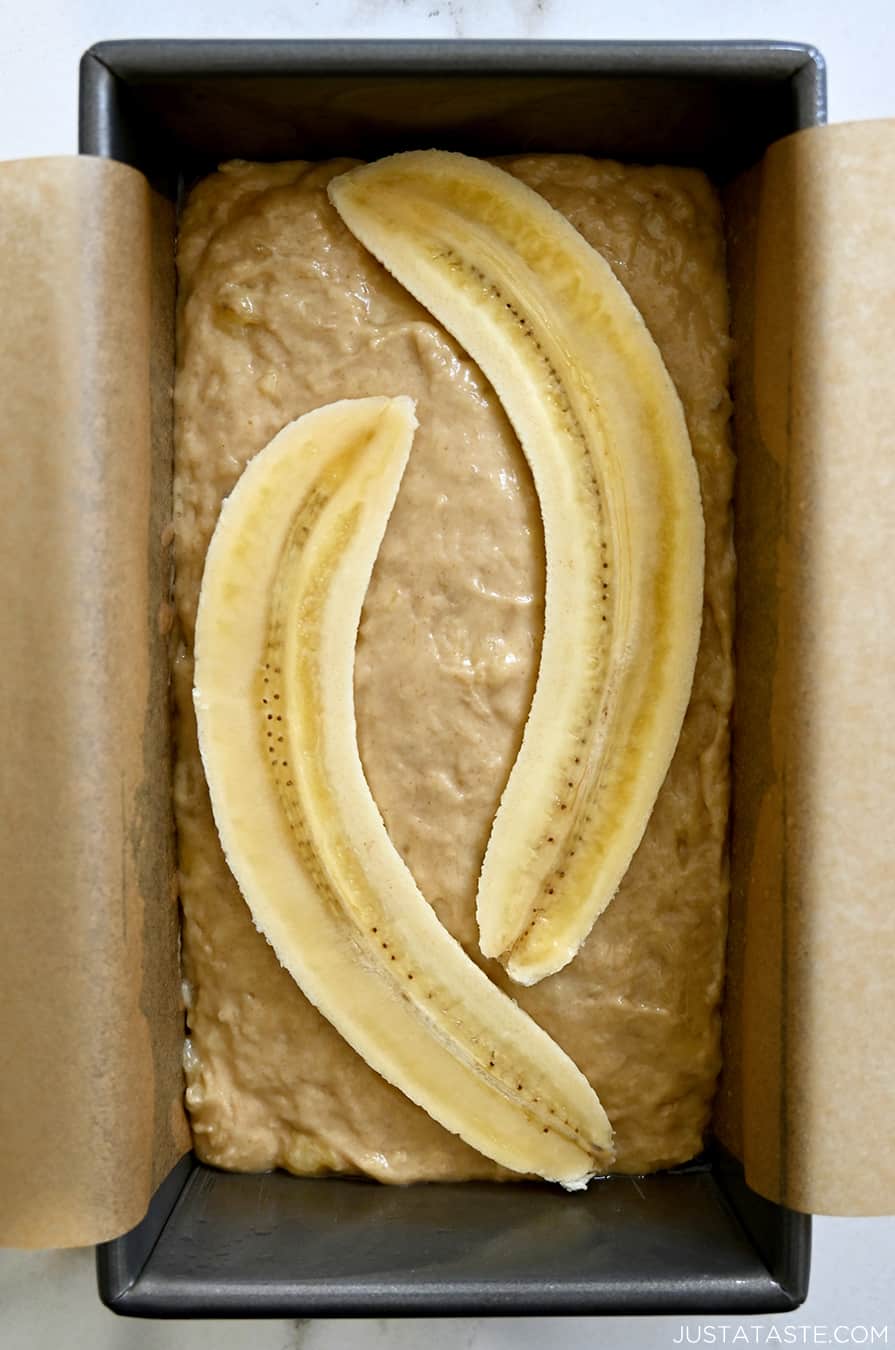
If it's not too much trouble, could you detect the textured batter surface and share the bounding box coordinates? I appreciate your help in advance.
[172,155,734,1180]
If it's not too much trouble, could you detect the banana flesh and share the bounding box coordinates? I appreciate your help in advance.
[329,153,705,986]
[193,395,614,1186]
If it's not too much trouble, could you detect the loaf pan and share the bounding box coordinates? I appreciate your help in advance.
[79,38,824,1317]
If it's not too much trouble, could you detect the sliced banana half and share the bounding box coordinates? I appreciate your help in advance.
[329,153,705,986]
[193,395,614,1187]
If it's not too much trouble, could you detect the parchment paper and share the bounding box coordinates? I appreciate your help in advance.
[0,157,188,1249]
[719,120,895,1215]
[1,120,893,1246]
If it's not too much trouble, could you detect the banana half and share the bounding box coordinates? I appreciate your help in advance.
[329,153,705,986]
[193,396,614,1187]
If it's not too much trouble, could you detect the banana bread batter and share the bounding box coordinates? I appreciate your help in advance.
[173,155,734,1180]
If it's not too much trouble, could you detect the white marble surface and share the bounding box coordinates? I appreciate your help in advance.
[2,0,893,1344]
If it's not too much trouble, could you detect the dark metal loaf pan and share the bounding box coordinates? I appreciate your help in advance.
[80,39,824,1319]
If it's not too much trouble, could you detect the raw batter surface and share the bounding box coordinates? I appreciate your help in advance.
[173,154,734,1180]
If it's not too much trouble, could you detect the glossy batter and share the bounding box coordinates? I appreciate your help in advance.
[172,155,734,1179]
